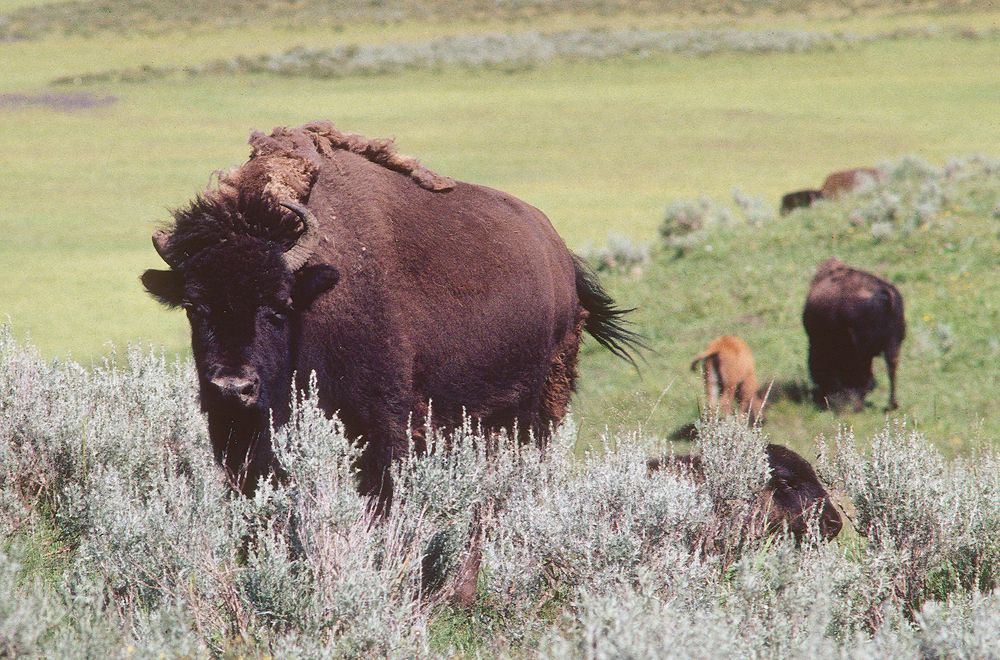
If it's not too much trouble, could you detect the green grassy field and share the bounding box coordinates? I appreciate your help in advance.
[575,178,1000,458]
[2,2,998,456]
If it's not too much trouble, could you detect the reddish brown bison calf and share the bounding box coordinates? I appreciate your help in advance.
[648,444,843,542]
[690,335,763,423]
[803,258,905,411]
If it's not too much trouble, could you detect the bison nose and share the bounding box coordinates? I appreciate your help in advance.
[822,505,844,540]
[210,374,260,407]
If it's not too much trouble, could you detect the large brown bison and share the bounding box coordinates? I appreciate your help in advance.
[690,335,763,423]
[803,257,905,411]
[648,444,843,542]
[141,121,642,507]
[779,189,822,216]
[820,167,881,198]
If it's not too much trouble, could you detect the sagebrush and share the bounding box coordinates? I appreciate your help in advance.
[0,326,997,656]
[6,0,997,42]
[50,25,999,86]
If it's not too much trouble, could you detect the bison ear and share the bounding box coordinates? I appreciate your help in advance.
[292,264,339,310]
[141,269,184,308]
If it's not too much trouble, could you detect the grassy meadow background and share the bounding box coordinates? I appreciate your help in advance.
[2,0,1000,459]
[2,1,1000,656]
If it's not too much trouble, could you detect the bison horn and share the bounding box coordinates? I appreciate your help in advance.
[280,201,320,271]
[152,229,179,267]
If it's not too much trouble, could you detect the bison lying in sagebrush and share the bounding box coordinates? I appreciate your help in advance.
[648,444,843,542]
[141,121,642,509]
[803,257,905,412]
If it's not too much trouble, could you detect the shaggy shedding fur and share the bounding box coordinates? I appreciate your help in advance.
[211,121,454,213]
[159,194,306,266]
[297,121,455,192]
[539,312,587,429]
[159,121,456,263]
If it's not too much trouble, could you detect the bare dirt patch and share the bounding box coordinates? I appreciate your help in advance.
[0,92,118,111]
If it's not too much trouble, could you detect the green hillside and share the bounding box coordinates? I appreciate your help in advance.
[572,158,1000,457]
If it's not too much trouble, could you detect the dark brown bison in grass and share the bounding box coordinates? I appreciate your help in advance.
[779,189,822,216]
[141,121,642,508]
[648,444,842,542]
[803,258,905,412]
[820,167,881,198]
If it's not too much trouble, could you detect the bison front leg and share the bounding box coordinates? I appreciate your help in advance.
[357,436,397,516]
[353,399,416,517]
[737,385,764,425]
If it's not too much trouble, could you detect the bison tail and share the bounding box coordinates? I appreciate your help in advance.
[690,350,715,372]
[573,255,647,368]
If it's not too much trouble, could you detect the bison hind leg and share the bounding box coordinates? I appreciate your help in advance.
[538,314,587,438]
[883,342,901,411]
[698,357,718,415]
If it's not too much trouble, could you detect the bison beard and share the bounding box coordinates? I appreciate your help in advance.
[141,121,643,510]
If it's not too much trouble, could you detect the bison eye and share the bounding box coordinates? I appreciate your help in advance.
[182,302,207,318]
[264,309,288,326]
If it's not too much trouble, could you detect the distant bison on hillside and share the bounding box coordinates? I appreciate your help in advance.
[803,257,905,412]
[780,189,822,216]
[690,335,763,423]
[648,443,843,542]
[820,167,881,198]
[141,121,643,508]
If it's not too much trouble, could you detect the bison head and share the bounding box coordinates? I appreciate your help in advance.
[759,444,842,541]
[648,444,843,543]
[140,201,339,492]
